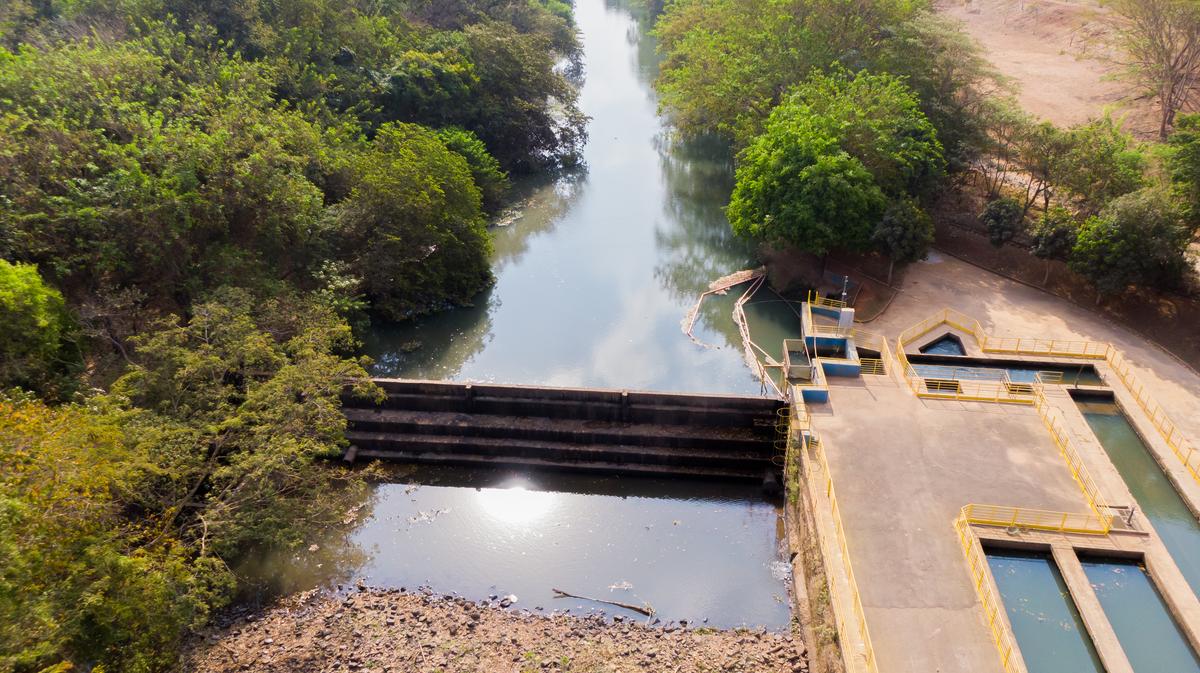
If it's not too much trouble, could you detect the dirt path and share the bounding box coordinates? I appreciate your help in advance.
[936,0,1157,135]
[184,588,807,673]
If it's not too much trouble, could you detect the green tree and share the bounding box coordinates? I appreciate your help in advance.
[872,199,934,284]
[786,68,945,197]
[877,11,1004,174]
[1166,112,1200,226]
[438,126,510,213]
[1029,207,1078,285]
[980,197,1024,248]
[1060,116,1145,216]
[727,69,941,256]
[337,122,493,320]
[729,143,887,255]
[0,260,77,397]
[0,291,380,673]
[1070,188,1193,297]
[1016,121,1075,215]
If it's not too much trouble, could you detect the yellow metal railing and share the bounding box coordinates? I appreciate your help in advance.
[893,336,1036,405]
[808,290,848,310]
[1106,349,1200,485]
[982,336,1110,359]
[803,299,856,338]
[960,503,1110,534]
[955,513,1025,673]
[897,308,1200,488]
[859,358,886,376]
[1032,388,1113,531]
[806,434,879,673]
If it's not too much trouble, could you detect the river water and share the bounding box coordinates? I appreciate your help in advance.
[362,0,799,394]
[272,0,795,629]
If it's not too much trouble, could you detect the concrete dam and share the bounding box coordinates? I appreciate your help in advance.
[342,379,786,481]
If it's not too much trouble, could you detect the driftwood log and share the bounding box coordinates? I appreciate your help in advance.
[551,588,655,617]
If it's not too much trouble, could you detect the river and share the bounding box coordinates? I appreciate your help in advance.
[263,0,795,630]
[362,0,799,395]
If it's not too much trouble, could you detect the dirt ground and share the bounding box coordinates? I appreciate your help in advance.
[936,0,1158,135]
[928,187,1200,369]
[184,588,806,673]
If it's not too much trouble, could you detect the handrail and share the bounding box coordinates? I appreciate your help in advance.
[806,434,879,673]
[803,299,855,337]
[955,512,1026,673]
[1105,349,1200,485]
[808,290,848,310]
[893,335,1036,404]
[896,308,1200,487]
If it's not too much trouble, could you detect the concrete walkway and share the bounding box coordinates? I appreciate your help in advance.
[802,255,1200,673]
[871,253,1200,439]
[810,374,1088,673]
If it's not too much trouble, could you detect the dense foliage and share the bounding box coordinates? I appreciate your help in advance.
[726,69,942,257]
[0,0,584,319]
[654,0,1196,296]
[0,261,77,398]
[1,292,380,673]
[0,2,583,671]
[1070,189,1193,297]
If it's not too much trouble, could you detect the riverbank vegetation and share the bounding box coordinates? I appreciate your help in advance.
[653,0,1198,299]
[0,1,583,671]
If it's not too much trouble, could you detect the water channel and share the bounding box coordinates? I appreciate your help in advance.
[1081,558,1200,672]
[985,550,1103,673]
[1075,398,1200,596]
[278,0,797,629]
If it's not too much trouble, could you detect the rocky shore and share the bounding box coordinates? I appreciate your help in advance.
[185,587,807,673]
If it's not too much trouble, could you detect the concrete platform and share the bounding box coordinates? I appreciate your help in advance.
[809,374,1092,673]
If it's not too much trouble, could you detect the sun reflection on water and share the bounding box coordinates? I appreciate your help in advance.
[477,482,556,525]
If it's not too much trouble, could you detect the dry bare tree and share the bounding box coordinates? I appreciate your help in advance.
[1109,0,1200,138]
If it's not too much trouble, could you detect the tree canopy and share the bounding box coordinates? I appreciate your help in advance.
[1070,188,1193,297]
[1,291,379,673]
[0,0,584,322]
[726,69,942,256]
[0,260,78,398]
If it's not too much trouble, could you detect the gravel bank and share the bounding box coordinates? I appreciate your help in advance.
[185,587,807,673]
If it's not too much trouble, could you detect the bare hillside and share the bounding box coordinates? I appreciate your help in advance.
[937,0,1158,136]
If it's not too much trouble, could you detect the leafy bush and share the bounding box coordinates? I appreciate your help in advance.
[1070,188,1194,297]
[0,260,77,397]
[0,291,380,673]
[727,69,941,256]
[873,199,935,284]
[980,197,1024,247]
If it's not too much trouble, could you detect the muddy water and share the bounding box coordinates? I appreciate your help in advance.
[362,0,800,394]
[265,466,791,629]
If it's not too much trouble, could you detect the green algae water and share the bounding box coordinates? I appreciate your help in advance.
[1076,399,1200,595]
[985,550,1104,673]
[1082,558,1200,672]
[362,0,799,395]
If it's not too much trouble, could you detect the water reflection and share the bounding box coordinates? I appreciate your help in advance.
[361,0,796,395]
[295,466,790,629]
[477,482,557,525]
